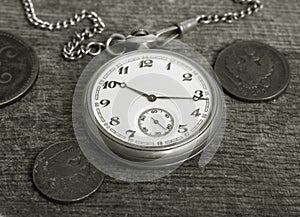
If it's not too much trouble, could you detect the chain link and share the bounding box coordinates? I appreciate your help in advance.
[22,0,105,60]
[21,0,263,61]
[197,0,263,24]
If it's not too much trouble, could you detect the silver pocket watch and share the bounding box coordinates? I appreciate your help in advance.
[72,33,226,181]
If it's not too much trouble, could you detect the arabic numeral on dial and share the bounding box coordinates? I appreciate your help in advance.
[151,109,158,113]
[110,117,120,126]
[103,81,118,89]
[178,124,188,133]
[183,73,193,81]
[140,115,146,121]
[126,130,136,139]
[140,59,153,68]
[193,90,204,101]
[100,99,110,107]
[118,66,129,75]
[191,108,201,117]
[157,141,164,146]
[166,62,171,70]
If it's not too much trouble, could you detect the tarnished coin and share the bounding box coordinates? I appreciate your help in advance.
[33,141,105,203]
[214,41,290,102]
[0,31,39,107]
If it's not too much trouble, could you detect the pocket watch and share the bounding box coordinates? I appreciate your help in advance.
[73,34,226,173]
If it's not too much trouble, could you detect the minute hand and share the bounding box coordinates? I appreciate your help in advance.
[156,96,208,101]
[156,96,192,100]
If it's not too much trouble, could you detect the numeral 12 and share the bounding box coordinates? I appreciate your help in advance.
[140,59,153,68]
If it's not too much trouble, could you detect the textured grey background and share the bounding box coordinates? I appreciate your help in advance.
[0,0,299,216]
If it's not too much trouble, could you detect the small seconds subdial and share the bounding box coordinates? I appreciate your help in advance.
[138,108,174,137]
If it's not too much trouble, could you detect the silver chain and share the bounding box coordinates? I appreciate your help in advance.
[197,0,263,24]
[21,0,263,61]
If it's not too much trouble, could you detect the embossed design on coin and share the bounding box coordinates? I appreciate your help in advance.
[214,41,290,102]
[0,31,39,106]
[33,141,105,203]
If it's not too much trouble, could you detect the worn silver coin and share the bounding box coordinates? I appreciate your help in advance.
[33,141,105,203]
[214,40,290,102]
[0,31,39,107]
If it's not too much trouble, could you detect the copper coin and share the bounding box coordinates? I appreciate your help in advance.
[214,41,290,102]
[0,31,39,107]
[33,141,105,203]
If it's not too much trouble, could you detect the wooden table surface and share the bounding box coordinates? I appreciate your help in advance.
[0,0,299,216]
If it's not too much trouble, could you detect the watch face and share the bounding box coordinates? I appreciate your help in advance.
[87,49,215,149]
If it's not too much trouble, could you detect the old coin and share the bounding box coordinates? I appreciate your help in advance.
[33,141,105,203]
[0,31,39,107]
[214,40,290,102]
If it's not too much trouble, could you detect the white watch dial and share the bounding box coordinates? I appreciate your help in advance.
[89,49,213,148]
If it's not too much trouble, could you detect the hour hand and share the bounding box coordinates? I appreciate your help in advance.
[116,82,149,97]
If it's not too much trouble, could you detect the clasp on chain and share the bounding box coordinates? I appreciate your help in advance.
[155,17,199,45]
[84,42,105,56]
[106,33,127,48]
[155,25,180,46]
[105,33,127,56]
